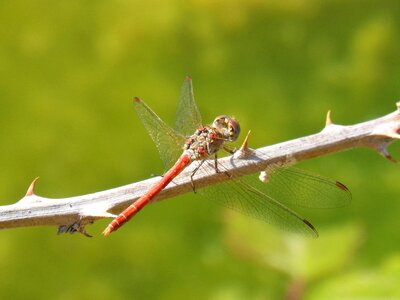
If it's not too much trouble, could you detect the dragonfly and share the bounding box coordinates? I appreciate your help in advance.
[102,76,351,237]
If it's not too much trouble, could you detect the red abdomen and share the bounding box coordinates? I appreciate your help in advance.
[102,154,192,236]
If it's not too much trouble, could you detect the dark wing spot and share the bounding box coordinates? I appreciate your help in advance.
[303,219,319,238]
[335,181,350,192]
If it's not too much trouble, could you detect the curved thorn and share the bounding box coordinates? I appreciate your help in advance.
[240,130,251,152]
[378,145,398,163]
[26,177,40,196]
[234,130,253,159]
[325,110,332,126]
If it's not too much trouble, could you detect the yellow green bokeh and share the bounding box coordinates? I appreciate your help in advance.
[1,1,400,299]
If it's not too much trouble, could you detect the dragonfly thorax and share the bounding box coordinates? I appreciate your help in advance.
[184,116,240,161]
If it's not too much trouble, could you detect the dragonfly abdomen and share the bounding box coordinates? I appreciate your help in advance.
[102,154,192,236]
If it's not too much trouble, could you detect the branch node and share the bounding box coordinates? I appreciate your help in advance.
[371,123,400,139]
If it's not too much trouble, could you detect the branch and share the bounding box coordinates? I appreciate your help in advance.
[1,103,400,236]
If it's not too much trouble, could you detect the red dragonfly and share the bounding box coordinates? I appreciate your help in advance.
[103,77,351,237]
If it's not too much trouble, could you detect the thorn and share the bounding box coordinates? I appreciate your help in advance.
[378,146,398,163]
[26,177,39,196]
[234,130,253,159]
[384,154,397,164]
[240,130,251,152]
[186,75,192,81]
[321,110,346,133]
[325,110,332,126]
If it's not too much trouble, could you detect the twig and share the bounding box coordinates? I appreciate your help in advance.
[1,103,399,236]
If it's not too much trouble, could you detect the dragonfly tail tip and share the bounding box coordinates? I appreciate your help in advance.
[102,227,112,237]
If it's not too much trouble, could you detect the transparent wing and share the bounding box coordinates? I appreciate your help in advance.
[134,98,185,171]
[195,160,351,237]
[201,168,318,237]
[174,76,202,137]
[262,166,352,208]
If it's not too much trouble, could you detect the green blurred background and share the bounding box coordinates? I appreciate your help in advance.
[1,1,400,299]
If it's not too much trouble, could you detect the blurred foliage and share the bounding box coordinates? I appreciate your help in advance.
[0,0,400,299]
[223,211,364,282]
[307,254,400,299]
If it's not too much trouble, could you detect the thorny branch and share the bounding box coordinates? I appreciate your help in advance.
[1,103,400,237]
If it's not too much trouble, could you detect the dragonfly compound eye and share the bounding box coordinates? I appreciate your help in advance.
[212,115,241,142]
[227,117,240,141]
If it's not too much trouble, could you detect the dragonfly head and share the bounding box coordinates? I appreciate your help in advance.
[212,115,241,142]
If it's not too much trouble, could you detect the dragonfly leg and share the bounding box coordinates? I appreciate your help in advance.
[214,153,220,173]
[214,153,233,180]
[223,146,236,155]
[190,159,206,193]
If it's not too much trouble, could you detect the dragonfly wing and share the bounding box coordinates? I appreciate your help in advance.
[201,171,319,237]
[261,166,352,208]
[195,159,351,237]
[174,76,203,137]
[134,98,185,171]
